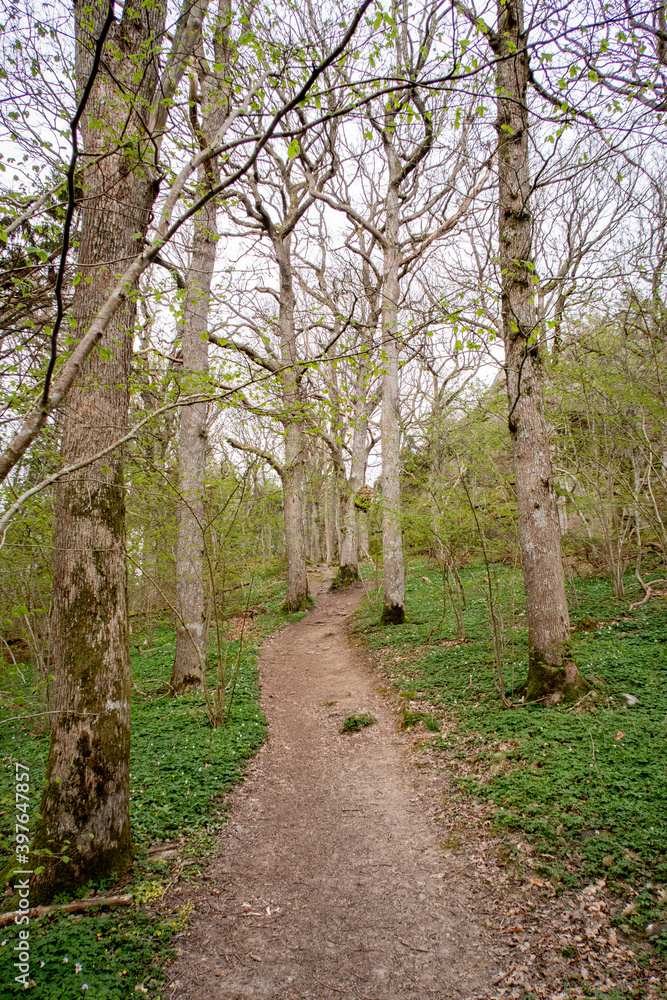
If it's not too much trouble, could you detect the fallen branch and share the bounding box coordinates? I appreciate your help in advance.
[132,679,175,699]
[0,893,133,927]
[629,580,667,612]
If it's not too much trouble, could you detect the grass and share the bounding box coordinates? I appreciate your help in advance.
[355,559,667,953]
[340,711,376,733]
[0,570,301,998]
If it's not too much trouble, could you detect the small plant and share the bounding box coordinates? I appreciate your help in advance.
[400,709,440,731]
[340,712,377,733]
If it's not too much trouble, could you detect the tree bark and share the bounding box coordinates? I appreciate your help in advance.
[172,5,232,687]
[275,236,310,612]
[324,470,337,564]
[171,196,215,690]
[333,343,370,587]
[379,171,406,624]
[494,0,589,703]
[32,0,168,901]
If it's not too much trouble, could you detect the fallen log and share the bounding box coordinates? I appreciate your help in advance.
[0,893,133,927]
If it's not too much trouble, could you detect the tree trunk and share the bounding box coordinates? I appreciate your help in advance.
[324,470,336,564]
[275,236,310,612]
[334,340,370,588]
[171,196,215,690]
[32,0,167,901]
[379,173,406,624]
[172,12,230,688]
[334,478,358,587]
[283,424,309,609]
[494,0,589,703]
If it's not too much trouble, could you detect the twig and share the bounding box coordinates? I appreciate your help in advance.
[126,553,201,662]
[398,938,430,953]
[0,894,133,927]
[132,679,175,699]
[0,709,98,727]
[313,978,349,995]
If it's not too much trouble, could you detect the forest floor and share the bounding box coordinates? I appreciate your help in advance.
[162,571,666,1000]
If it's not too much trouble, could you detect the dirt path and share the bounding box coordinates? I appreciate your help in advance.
[167,579,502,999]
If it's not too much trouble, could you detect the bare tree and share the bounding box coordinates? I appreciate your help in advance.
[172,3,233,692]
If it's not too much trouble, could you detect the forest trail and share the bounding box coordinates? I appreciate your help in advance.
[168,576,501,999]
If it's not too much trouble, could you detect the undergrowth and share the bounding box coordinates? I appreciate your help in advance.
[0,570,299,997]
[356,560,667,953]
[340,711,376,733]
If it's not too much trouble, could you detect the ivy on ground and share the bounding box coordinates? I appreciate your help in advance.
[0,574,300,997]
[356,561,667,954]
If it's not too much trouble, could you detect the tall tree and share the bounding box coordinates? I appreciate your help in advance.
[172,6,232,692]
[489,0,589,702]
[32,0,203,900]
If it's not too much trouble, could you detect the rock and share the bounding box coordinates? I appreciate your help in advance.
[646,922,667,939]
[620,693,638,706]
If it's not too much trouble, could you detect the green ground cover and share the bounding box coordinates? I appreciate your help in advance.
[356,560,667,952]
[0,571,297,998]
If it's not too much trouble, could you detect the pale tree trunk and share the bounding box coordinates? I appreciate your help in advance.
[171,7,231,688]
[334,477,358,586]
[357,507,370,559]
[33,0,167,901]
[334,343,370,586]
[324,470,336,564]
[276,236,309,611]
[172,5,231,688]
[494,0,588,703]
[307,500,323,563]
[171,195,215,690]
[379,171,406,623]
[283,424,309,609]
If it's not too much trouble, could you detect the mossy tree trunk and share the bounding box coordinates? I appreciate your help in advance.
[32,0,168,901]
[493,0,589,703]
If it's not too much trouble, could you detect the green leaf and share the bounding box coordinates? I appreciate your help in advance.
[287,138,300,159]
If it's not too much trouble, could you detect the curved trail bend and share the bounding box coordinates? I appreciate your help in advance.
[169,579,500,999]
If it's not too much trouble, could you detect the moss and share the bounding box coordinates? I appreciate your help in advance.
[331,563,360,590]
[282,591,312,613]
[380,602,406,625]
[172,671,203,693]
[521,647,593,704]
